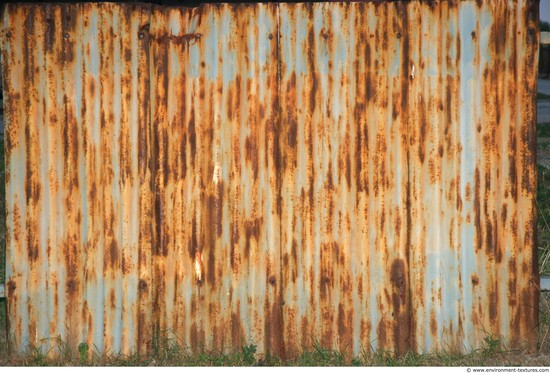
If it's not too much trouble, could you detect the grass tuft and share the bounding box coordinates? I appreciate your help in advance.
[1,328,550,366]
[538,165,550,277]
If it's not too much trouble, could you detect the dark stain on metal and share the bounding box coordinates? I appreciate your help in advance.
[207,246,215,287]
[391,258,409,355]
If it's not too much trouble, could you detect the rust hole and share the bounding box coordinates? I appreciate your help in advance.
[268,275,276,286]
[64,32,70,39]
[139,279,148,291]
[396,32,401,39]
[139,33,144,39]
[139,23,150,35]
[6,31,12,38]
[471,31,476,39]
[268,33,273,40]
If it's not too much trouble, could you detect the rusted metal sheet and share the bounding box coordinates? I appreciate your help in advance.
[278,2,411,356]
[148,3,281,354]
[279,0,538,356]
[1,3,153,355]
[406,0,539,352]
[0,0,539,358]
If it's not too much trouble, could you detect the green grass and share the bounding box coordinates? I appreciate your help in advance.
[0,335,547,367]
[538,123,550,138]
[539,165,550,276]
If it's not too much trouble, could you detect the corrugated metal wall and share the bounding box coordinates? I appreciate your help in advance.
[0,0,540,358]
[278,2,412,355]
[406,1,539,352]
[149,3,282,355]
[1,3,153,356]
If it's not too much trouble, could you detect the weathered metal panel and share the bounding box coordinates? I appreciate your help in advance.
[1,3,153,355]
[278,2,411,356]
[148,3,281,354]
[0,0,539,357]
[406,0,539,352]
[278,0,538,355]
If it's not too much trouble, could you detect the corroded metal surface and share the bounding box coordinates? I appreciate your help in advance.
[278,2,411,356]
[279,0,539,356]
[1,3,153,355]
[0,0,539,357]
[406,0,539,352]
[149,3,281,355]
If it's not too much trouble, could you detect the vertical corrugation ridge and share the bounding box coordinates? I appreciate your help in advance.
[75,2,88,350]
[275,1,284,359]
[137,3,153,355]
[519,0,539,349]
[40,4,52,353]
[403,0,414,356]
